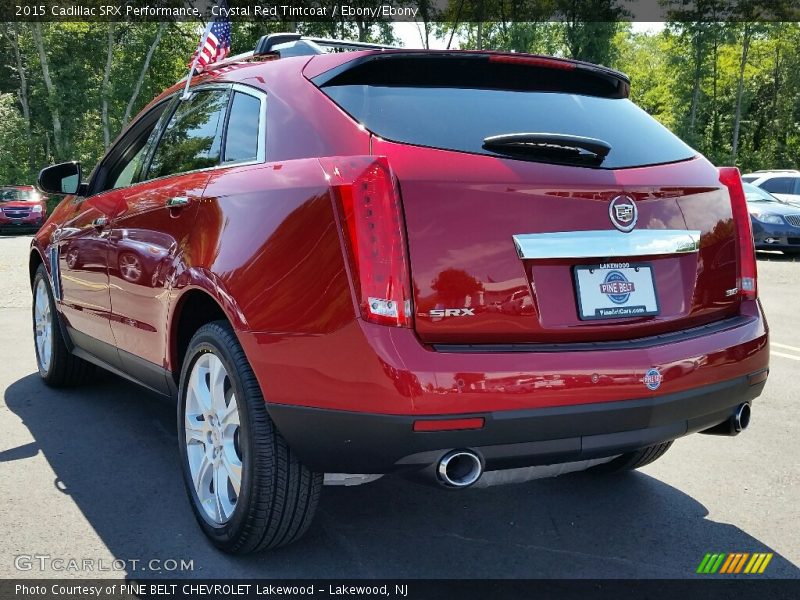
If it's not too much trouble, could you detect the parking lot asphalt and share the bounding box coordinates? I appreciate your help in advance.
[0,232,798,579]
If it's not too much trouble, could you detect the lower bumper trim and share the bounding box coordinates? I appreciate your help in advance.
[267,374,766,473]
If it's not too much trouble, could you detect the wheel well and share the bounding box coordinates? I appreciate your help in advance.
[171,290,227,383]
[29,250,44,289]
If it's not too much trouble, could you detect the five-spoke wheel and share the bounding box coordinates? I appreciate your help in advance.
[178,321,322,553]
[184,352,243,524]
[33,277,53,373]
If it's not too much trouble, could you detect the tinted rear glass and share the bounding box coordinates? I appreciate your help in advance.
[147,89,229,180]
[223,92,261,163]
[322,85,696,169]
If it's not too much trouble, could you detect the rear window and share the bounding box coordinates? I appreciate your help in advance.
[317,55,696,170]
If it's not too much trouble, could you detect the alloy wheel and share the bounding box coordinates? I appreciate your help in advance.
[119,253,142,282]
[34,278,53,372]
[184,352,243,524]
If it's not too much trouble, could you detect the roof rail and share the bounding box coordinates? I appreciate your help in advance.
[754,169,800,173]
[254,32,399,57]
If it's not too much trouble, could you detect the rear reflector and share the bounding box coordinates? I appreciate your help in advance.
[320,156,412,327]
[413,418,485,432]
[719,167,757,300]
[747,369,769,386]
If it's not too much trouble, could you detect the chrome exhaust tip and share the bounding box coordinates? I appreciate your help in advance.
[734,402,751,433]
[437,450,483,488]
[700,402,753,436]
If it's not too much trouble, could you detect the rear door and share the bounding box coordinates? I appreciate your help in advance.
[107,87,232,390]
[314,53,740,344]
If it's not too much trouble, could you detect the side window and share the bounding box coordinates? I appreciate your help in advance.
[223,92,262,164]
[96,101,171,194]
[147,89,230,180]
[761,177,793,194]
[111,145,148,189]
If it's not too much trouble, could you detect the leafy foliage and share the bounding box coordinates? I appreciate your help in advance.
[0,17,798,185]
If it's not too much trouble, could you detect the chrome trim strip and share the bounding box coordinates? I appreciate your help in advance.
[512,229,702,260]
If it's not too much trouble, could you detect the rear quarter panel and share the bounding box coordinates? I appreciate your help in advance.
[195,159,355,334]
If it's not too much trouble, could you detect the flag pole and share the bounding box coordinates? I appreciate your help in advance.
[182,23,211,100]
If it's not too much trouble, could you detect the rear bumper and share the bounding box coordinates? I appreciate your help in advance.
[240,299,769,472]
[269,375,766,473]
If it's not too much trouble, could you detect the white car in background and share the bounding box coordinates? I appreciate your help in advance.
[742,170,800,204]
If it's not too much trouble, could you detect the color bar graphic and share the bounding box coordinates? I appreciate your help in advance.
[698,552,773,574]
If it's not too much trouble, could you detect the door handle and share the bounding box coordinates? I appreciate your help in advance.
[92,217,108,229]
[166,196,190,208]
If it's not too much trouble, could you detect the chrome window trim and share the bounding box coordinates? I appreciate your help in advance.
[512,229,702,260]
[137,83,268,185]
[224,82,268,166]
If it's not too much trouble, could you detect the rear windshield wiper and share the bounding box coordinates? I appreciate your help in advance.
[483,133,612,164]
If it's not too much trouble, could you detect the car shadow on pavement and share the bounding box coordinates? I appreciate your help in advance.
[5,372,799,579]
[756,251,799,262]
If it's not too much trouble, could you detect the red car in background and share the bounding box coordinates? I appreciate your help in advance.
[30,35,768,554]
[0,185,47,233]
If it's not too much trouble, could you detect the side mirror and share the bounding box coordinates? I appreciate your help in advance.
[38,161,82,195]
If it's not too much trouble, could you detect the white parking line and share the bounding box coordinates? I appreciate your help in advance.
[772,342,800,353]
[772,351,800,362]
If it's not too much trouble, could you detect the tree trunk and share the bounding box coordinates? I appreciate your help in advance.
[688,32,703,137]
[711,28,720,154]
[6,24,34,172]
[447,0,465,49]
[122,22,166,129]
[101,23,115,149]
[31,23,64,160]
[771,29,782,158]
[731,24,752,163]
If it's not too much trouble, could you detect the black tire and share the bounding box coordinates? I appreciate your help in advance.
[32,264,94,387]
[177,321,322,554]
[589,441,674,474]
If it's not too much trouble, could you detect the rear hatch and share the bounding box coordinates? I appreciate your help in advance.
[313,52,740,344]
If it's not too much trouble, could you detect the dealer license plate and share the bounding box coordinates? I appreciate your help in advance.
[574,263,659,320]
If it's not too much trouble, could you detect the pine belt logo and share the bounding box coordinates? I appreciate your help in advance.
[642,367,663,391]
[599,270,636,304]
[696,552,773,575]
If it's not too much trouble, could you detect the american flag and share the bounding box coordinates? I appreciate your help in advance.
[191,3,231,72]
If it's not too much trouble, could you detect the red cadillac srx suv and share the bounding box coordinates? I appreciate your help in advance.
[30,35,769,554]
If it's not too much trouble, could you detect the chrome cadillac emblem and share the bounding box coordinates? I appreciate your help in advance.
[609,195,638,233]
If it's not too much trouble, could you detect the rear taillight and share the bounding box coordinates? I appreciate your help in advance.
[719,167,757,300]
[320,156,412,327]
